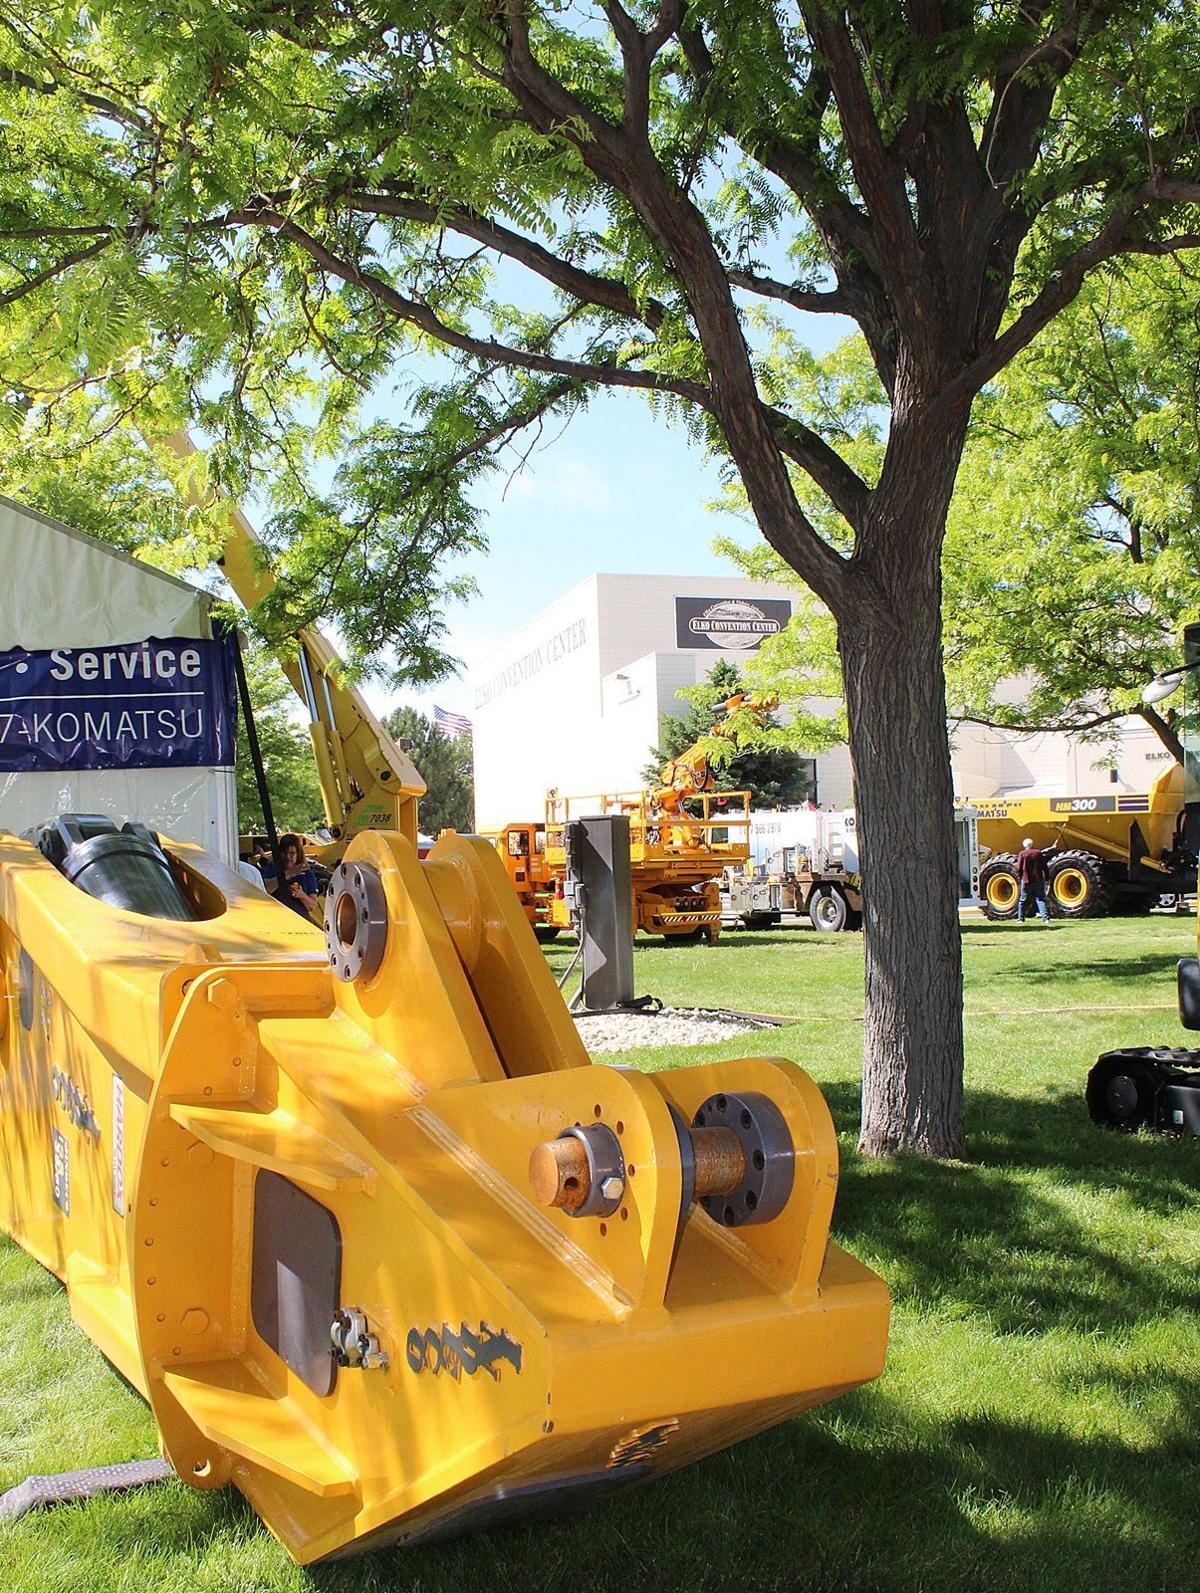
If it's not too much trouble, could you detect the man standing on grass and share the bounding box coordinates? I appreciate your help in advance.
[1017,838,1050,925]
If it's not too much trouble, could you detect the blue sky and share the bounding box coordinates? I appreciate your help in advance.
[366,310,850,727]
[365,386,758,722]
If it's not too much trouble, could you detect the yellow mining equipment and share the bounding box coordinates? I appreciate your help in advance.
[971,762,1196,920]
[0,814,888,1562]
[545,788,752,942]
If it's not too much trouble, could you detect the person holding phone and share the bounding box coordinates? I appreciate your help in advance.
[261,833,319,918]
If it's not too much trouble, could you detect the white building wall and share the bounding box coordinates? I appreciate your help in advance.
[952,717,1168,799]
[470,567,1178,827]
[471,578,602,827]
[471,572,796,827]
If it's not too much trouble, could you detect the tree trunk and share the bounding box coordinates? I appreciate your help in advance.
[839,405,969,1159]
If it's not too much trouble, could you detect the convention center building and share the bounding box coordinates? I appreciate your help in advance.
[468,570,1171,828]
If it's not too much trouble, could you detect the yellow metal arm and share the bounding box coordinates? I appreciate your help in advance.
[152,431,424,849]
[0,826,888,1561]
[656,693,777,815]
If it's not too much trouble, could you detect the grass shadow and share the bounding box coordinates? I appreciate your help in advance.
[820,1080,1200,1334]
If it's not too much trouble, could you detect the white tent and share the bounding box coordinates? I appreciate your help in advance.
[0,496,238,858]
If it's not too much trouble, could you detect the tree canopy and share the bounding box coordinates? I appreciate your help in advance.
[722,256,1200,769]
[2,0,1198,1157]
[384,706,475,836]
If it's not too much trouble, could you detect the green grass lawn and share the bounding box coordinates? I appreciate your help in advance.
[2,915,1198,1593]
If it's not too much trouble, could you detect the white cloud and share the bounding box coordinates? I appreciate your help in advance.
[483,454,613,511]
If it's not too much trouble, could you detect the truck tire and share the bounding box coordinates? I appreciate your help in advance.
[809,887,852,933]
[979,854,1020,921]
[1047,850,1112,918]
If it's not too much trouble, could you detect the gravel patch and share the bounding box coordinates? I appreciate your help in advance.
[573,1005,772,1054]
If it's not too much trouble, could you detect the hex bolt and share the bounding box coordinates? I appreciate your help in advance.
[528,1124,625,1218]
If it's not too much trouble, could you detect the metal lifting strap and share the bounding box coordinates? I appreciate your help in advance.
[0,1459,174,1523]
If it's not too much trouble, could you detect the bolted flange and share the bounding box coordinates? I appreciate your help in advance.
[691,1091,794,1228]
[324,861,388,983]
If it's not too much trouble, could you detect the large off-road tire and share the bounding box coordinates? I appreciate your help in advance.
[1047,850,1112,919]
[533,925,561,944]
[979,854,1020,921]
[809,887,854,933]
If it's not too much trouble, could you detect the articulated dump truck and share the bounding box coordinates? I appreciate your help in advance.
[971,761,1195,920]
[0,809,888,1562]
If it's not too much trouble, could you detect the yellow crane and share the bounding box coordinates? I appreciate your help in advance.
[543,694,777,943]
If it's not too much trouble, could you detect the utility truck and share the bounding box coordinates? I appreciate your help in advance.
[724,804,981,931]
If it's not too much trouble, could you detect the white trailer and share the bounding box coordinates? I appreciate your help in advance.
[724,805,980,931]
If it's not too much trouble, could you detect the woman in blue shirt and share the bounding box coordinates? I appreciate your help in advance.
[261,833,319,919]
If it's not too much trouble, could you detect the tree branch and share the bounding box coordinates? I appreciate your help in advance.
[726,269,849,316]
[345,189,670,331]
[0,58,154,134]
[226,205,712,407]
[953,180,1200,395]
[0,233,115,307]
[796,1,927,324]
[1120,233,1200,256]
[764,410,872,527]
[951,705,1129,735]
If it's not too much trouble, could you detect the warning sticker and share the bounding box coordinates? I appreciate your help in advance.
[52,1127,70,1215]
[111,1075,125,1217]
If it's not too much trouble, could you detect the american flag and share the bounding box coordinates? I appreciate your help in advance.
[433,704,472,737]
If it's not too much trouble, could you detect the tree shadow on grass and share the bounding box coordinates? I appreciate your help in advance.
[301,1082,1198,1593]
[303,1386,1197,1593]
[11,1080,1192,1593]
[650,931,829,952]
[824,1080,1200,1306]
[961,952,1180,990]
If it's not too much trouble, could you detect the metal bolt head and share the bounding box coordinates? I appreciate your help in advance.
[600,1175,624,1202]
[206,978,239,1011]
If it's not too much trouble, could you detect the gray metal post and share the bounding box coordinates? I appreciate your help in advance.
[564,815,635,1011]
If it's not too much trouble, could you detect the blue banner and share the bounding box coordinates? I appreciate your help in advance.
[0,636,238,773]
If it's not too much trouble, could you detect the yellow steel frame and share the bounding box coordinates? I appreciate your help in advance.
[546,788,752,873]
[0,827,888,1562]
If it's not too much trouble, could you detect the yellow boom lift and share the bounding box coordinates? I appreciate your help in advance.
[534,694,773,944]
[0,508,888,1560]
[156,432,422,863]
